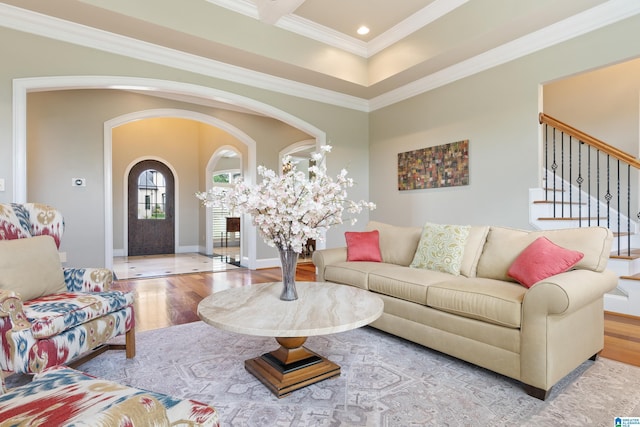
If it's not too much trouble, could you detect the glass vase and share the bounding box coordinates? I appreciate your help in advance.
[278,248,298,301]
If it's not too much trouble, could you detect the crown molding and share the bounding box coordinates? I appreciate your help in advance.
[370,0,640,111]
[205,0,259,19]
[206,0,468,59]
[277,14,368,57]
[367,0,469,57]
[0,3,369,112]
[206,0,368,56]
[2,0,640,114]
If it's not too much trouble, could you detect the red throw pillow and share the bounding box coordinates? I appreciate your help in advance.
[345,230,383,262]
[508,236,584,288]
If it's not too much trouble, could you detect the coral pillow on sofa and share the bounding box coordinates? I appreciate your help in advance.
[345,230,382,262]
[508,236,584,288]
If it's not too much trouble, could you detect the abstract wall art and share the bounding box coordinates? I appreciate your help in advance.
[397,140,469,191]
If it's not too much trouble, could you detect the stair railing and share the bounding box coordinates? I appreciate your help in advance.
[539,113,640,256]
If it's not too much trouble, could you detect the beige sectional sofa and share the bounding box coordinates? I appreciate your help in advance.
[312,221,617,399]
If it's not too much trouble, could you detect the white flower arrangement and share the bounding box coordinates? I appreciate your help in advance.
[196,145,375,254]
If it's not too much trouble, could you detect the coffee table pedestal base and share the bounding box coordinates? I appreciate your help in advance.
[244,336,340,398]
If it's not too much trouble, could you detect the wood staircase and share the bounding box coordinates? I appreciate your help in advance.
[530,186,640,317]
[535,113,640,316]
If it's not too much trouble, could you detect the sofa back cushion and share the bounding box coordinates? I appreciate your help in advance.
[0,235,66,301]
[366,221,422,266]
[459,225,490,278]
[364,221,490,275]
[476,226,613,282]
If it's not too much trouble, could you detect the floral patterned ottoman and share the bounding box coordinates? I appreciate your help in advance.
[0,366,219,426]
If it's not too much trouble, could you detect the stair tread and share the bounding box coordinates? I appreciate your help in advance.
[537,217,607,220]
[533,200,586,205]
[611,248,640,260]
[620,273,640,280]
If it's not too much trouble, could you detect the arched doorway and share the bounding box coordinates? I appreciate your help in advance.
[127,159,175,256]
[14,76,327,269]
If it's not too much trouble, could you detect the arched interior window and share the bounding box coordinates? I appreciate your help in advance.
[137,169,167,219]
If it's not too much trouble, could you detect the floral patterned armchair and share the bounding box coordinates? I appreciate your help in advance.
[0,203,135,385]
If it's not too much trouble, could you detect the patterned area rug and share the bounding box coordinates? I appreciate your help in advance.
[60,322,640,425]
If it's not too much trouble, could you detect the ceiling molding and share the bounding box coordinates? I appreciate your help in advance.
[205,0,259,19]
[254,0,306,25]
[3,0,640,114]
[206,0,469,59]
[277,14,368,57]
[206,0,368,56]
[0,3,369,112]
[370,0,640,111]
[367,0,469,57]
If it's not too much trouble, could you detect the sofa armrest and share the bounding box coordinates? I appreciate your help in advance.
[520,268,617,391]
[63,268,113,292]
[0,289,32,332]
[312,247,347,281]
[522,269,617,317]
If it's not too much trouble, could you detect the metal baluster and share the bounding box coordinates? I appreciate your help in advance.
[597,150,601,226]
[569,134,573,218]
[628,164,631,256]
[561,132,565,217]
[617,160,620,255]
[605,155,611,229]
[588,143,591,225]
[577,138,583,227]
[544,124,549,202]
[552,128,558,216]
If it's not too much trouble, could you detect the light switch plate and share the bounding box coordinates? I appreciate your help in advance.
[0,178,4,192]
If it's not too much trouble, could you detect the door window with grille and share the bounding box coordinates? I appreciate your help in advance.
[137,169,167,220]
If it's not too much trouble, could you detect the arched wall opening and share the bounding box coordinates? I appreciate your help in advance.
[13,76,326,269]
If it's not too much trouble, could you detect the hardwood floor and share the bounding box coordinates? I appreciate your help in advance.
[111,263,316,333]
[602,312,640,367]
[112,263,640,368]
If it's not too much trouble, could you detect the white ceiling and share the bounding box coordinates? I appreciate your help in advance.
[1,0,638,111]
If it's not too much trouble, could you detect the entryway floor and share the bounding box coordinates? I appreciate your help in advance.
[113,248,241,280]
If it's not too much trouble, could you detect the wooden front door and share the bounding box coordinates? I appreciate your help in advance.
[128,160,175,256]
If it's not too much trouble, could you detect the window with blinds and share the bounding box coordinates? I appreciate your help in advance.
[212,206,236,245]
[211,171,241,247]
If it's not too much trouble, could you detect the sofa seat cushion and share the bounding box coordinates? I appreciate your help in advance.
[426,278,526,328]
[324,262,391,290]
[23,291,135,339]
[369,266,455,305]
[8,308,134,373]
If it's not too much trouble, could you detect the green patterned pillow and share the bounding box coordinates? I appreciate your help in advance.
[410,223,471,275]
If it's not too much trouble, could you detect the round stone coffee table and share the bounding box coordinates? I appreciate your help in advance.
[197,281,384,398]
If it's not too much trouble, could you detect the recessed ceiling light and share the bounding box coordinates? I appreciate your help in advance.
[357,26,370,36]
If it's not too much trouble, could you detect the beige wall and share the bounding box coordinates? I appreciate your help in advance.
[25,89,317,265]
[369,14,640,230]
[4,13,640,267]
[2,27,369,267]
[543,57,640,156]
